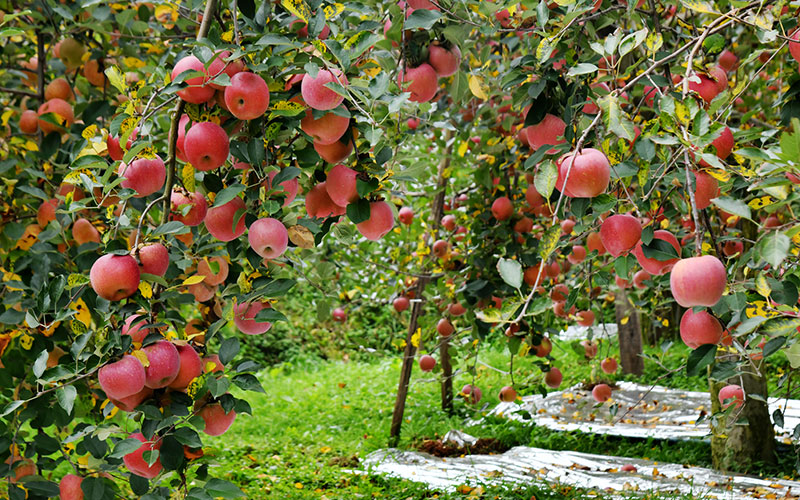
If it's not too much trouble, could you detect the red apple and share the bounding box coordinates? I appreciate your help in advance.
[632,230,680,275]
[719,384,744,409]
[168,344,203,390]
[491,196,513,220]
[427,43,461,77]
[680,309,723,349]
[601,357,618,374]
[544,367,562,388]
[393,296,410,312]
[326,164,359,207]
[138,243,169,277]
[90,254,140,301]
[72,218,100,245]
[199,403,237,436]
[204,197,247,241]
[669,255,726,307]
[301,69,348,110]
[525,113,566,154]
[224,72,270,120]
[234,301,273,334]
[499,386,517,402]
[356,201,395,240]
[123,432,163,479]
[170,190,207,226]
[248,218,289,259]
[99,355,146,400]
[398,64,438,103]
[306,182,346,218]
[301,109,350,145]
[398,207,414,225]
[592,383,612,402]
[419,354,436,372]
[437,318,454,337]
[184,122,230,171]
[143,340,181,389]
[556,148,611,198]
[172,55,214,104]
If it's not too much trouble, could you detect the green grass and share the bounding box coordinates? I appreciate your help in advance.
[203,337,796,499]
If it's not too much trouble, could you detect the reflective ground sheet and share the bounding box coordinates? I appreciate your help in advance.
[477,382,800,443]
[363,445,800,499]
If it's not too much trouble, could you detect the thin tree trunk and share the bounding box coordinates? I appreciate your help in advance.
[439,337,453,413]
[614,289,643,375]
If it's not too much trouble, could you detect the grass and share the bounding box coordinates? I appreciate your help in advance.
[203,336,797,499]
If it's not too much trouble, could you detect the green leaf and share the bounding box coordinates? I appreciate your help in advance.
[686,343,717,376]
[151,221,187,236]
[404,9,441,30]
[254,308,288,323]
[534,160,558,200]
[783,343,800,368]
[640,238,679,261]
[711,196,752,221]
[762,317,800,337]
[33,349,48,379]
[219,337,240,365]
[110,438,146,458]
[212,184,245,208]
[56,385,77,415]
[598,95,635,141]
[205,479,245,498]
[254,278,296,297]
[173,427,203,448]
[233,373,265,393]
[497,258,523,289]
[762,336,786,358]
[756,231,790,268]
[346,199,371,224]
[566,63,598,77]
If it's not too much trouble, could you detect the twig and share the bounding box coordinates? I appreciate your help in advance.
[0,86,38,97]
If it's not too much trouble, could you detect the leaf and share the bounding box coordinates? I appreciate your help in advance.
[756,232,790,268]
[644,32,663,54]
[762,336,786,358]
[33,349,49,378]
[598,95,635,141]
[711,196,752,221]
[255,308,288,323]
[233,373,265,393]
[212,184,245,208]
[497,258,523,289]
[281,0,310,22]
[784,343,800,369]
[468,75,489,100]
[404,9,441,30]
[618,28,648,57]
[686,344,717,376]
[538,225,560,262]
[110,438,145,458]
[763,317,800,337]
[182,164,195,193]
[534,160,558,199]
[346,199,371,224]
[152,221,186,236]
[288,225,315,248]
[219,337,240,365]
[182,275,207,286]
[566,63,598,77]
[56,385,77,415]
[205,478,245,498]
[640,238,679,261]
[536,37,556,64]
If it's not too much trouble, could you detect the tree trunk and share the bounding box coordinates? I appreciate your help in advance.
[710,363,775,472]
[439,337,453,413]
[614,289,643,375]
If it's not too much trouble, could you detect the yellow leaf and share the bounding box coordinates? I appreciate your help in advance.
[411,328,421,348]
[182,163,195,193]
[70,299,91,326]
[457,141,469,157]
[748,196,773,209]
[755,273,771,298]
[536,37,556,64]
[1,108,13,127]
[282,0,311,23]
[63,169,97,185]
[288,225,315,248]
[538,225,560,262]
[644,32,663,54]
[131,349,150,367]
[20,334,33,350]
[70,319,88,335]
[323,2,345,19]
[104,66,126,94]
[674,101,690,125]
[82,125,98,140]
[138,281,153,299]
[706,169,730,182]
[468,75,489,100]
[182,275,207,286]
[621,316,629,325]
[745,300,779,319]
[680,0,719,14]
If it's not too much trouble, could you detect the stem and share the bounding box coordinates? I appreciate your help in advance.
[0,87,38,97]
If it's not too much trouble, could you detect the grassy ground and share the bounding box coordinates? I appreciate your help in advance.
[203,337,797,499]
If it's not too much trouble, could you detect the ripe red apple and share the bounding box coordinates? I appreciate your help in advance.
[207,50,245,89]
[719,384,744,409]
[525,113,566,154]
[632,230,681,275]
[138,243,169,276]
[111,386,153,412]
[265,170,299,206]
[692,171,720,210]
[205,197,247,241]
[621,464,637,473]
[203,354,225,373]
[615,275,631,289]
[568,245,587,265]
[72,218,100,245]
[449,302,466,316]
[544,367,562,388]
[437,318,455,337]
[306,182,346,218]
[199,403,237,436]
[398,64,439,103]
[59,474,83,500]
[791,30,800,65]
[428,43,461,77]
[184,122,230,171]
[701,126,734,166]
[514,216,534,234]
[461,384,482,404]
[20,109,38,134]
[301,69,348,110]
[176,115,191,161]
[586,232,606,255]
[170,190,207,226]
[292,19,331,39]
[685,73,720,104]
[669,255,726,307]
[234,301,273,334]
[332,307,347,322]
[172,55,214,104]
[118,156,166,198]
[326,164,358,207]
[680,309,723,349]
[122,314,150,343]
[633,269,651,289]
[143,340,181,389]
[356,201,395,240]
[581,339,598,359]
[38,98,74,134]
[123,432,163,479]
[248,218,288,259]
[45,77,74,101]
[592,383,612,402]
[301,108,350,145]
[432,239,449,258]
[576,310,595,326]
[198,256,229,285]
[499,386,517,403]
[419,354,436,372]
[722,240,743,257]
[601,357,618,374]
[314,135,354,163]
[718,50,738,72]
[551,284,568,302]
[99,355,146,400]
[561,219,575,235]
[90,254,140,301]
[168,344,203,390]
[491,196,513,220]
[407,117,419,129]
[398,207,414,225]
[556,148,611,198]
[224,72,270,120]
[107,128,137,162]
[393,296,410,312]
[441,214,456,231]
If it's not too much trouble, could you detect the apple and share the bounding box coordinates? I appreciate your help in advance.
[123,432,163,479]
[314,135,354,163]
[581,339,598,359]
[301,69,348,110]
[172,55,214,104]
[111,386,153,412]
[265,170,300,206]
[561,219,575,235]
[332,307,347,322]
[461,384,482,404]
[188,281,216,302]
[45,77,73,101]
[586,232,606,255]
[356,201,395,240]
[408,0,440,10]
[90,254,140,301]
[225,72,270,120]
[432,239,449,258]
[326,164,359,207]
[292,19,331,39]
[38,98,74,134]
[427,43,461,77]
[122,314,150,343]
[398,64,438,103]
[306,182,346,218]
[544,367,562,388]
[20,109,38,134]
[205,197,247,241]
[234,301,273,334]
[592,383,612,402]
[7,458,36,483]
[693,171,720,210]
[680,309,723,348]
[499,386,517,402]
[718,50,738,72]
[615,275,631,289]
[600,214,642,257]
[441,214,456,231]
[669,255,726,307]
[199,403,237,436]
[208,50,245,89]
[98,355,146,400]
[393,296,410,312]
[551,284,568,301]
[248,218,289,259]
[398,207,414,225]
[621,464,637,473]
[176,115,191,161]
[491,196,513,220]
[138,243,169,276]
[449,302,466,316]
[184,122,230,171]
[525,113,566,154]
[203,354,225,373]
[633,269,651,289]
[59,474,83,500]
[84,58,109,87]
[168,344,203,390]
[72,218,100,245]
[170,190,207,226]
[568,245,587,265]
[601,357,618,374]
[197,256,229,285]
[143,340,181,389]
[719,384,744,409]
[632,229,681,275]
[526,185,544,208]
[722,240,743,257]
[407,117,419,129]
[556,148,611,198]
[301,109,350,145]
[118,156,166,198]
[685,73,720,103]
[437,318,454,337]
[107,128,137,162]
[419,354,436,372]
[514,216,534,233]
[576,310,595,326]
